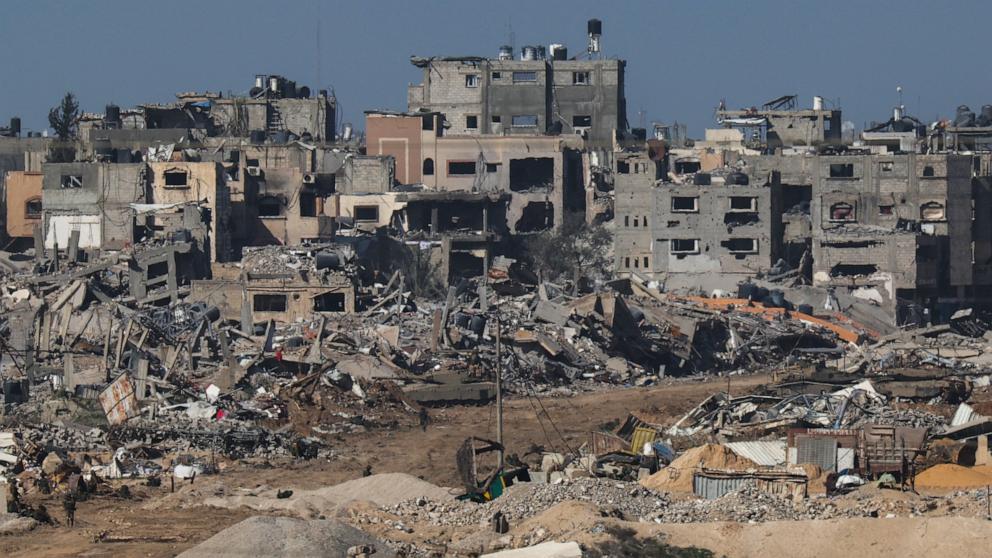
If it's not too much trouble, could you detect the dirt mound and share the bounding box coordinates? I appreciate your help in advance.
[199,473,455,518]
[640,444,759,493]
[659,516,992,558]
[916,464,992,489]
[177,516,396,558]
[314,472,455,507]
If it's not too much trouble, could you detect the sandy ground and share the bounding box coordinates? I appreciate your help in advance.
[5,372,988,557]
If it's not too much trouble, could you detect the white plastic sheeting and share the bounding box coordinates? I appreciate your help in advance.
[45,214,101,249]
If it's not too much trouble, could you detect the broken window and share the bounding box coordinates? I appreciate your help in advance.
[485,163,500,173]
[721,238,758,254]
[246,158,260,168]
[634,257,639,268]
[299,191,317,217]
[253,294,287,312]
[24,198,42,218]
[828,163,854,178]
[830,264,877,277]
[572,71,590,85]
[633,216,639,227]
[354,205,380,222]
[466,115,478,129]
[512,71,537,82]
[920,201,945,221]
[465,74,479,88]
[491,115,501,124]
[829,201,856,222]
[880,161,894,172]
[572,115,592,127]
[164,170,189,187]
[60,175,82,189]
[724,212,759,226]
[674,160,701,174]
[671,196,699,212]
[511,115,538,127]
[509,157,553,191]
[258,196,282,217]
[879,204,894,215]
[515,201,554,232]
[624,256,630,268]
[670,239,700,254]
[491,72,502,80]
[617,161,630,174]
[314,292,346,312]
[447,161,477,175]
[729,196,757,211]
[423,158,434,176]
[147,261,168,279]
[922,165,935,177]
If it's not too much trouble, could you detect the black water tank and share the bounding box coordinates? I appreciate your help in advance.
[552,47,568,61]
[693,173,711,185]
[298,86,311,99]
[105,104,121,123]
[250,129,266,144]
[319,89,328,98]
[9,117,21,135]
[979,105,992,127]
[631,128,647,141]
[725,171,749,185]
[314,252,342,269]
[588,18,602,35]
[955,105,976,127]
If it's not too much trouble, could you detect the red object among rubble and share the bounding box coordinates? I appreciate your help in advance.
[275,347,283,362]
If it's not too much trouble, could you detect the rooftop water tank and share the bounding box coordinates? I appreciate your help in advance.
[549,44,568,61]
[497,45,513,60]
[521,46,538,61]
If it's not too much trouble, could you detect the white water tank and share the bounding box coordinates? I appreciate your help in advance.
[812,96,824,111]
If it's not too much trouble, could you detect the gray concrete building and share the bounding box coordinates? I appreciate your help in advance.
[811,152,976,323]
[408,43,626,149]
[614,151,783,283]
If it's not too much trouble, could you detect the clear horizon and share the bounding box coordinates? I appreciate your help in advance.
[2,0,989,136]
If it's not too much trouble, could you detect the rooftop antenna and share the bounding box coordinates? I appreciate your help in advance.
[508,20,515,56]
[897,86,903,109]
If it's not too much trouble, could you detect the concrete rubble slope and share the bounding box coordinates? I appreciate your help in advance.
[176,516,397,558]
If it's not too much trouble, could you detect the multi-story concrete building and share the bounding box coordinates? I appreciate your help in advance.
[811,152,975,322]
[407,23,626,149]
[614,151,783,282]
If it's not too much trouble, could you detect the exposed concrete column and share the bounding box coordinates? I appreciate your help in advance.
[978,435,990,466]
[431,207,439,236]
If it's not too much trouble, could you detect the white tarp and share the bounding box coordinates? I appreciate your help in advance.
[129,202,187,216]
[45,214,101,250]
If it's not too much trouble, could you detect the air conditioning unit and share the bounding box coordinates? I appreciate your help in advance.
[303,172,316,184]
[246,166,261,177]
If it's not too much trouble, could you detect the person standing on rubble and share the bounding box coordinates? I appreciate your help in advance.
[419,407,430,432]
[62,492,76,528]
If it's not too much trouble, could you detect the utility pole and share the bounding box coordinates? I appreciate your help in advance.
[495,312,504,470]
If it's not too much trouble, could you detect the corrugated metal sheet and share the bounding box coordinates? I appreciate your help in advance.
[725,441,787,467]
[797,436,837,471]
[693,470,807,500]
[951,403,984,427]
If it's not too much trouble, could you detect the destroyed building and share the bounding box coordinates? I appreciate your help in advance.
[364,111,585,234]
[811,152,977,323]
[407,20,626,150]
[3,170,43,246]
[614,150,783,282]
[716,94,842,150]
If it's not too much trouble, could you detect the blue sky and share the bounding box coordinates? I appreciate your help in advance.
[1,0,988,135]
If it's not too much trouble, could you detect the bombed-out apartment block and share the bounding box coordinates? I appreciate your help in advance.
[407,21,626,150]
[365,111,585,234]
[41,162,148,252]
[716,95,842,150]
[78,74,335,144]
[190,248,357,324]
[614,151,783,280]
[811,153,979,322]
